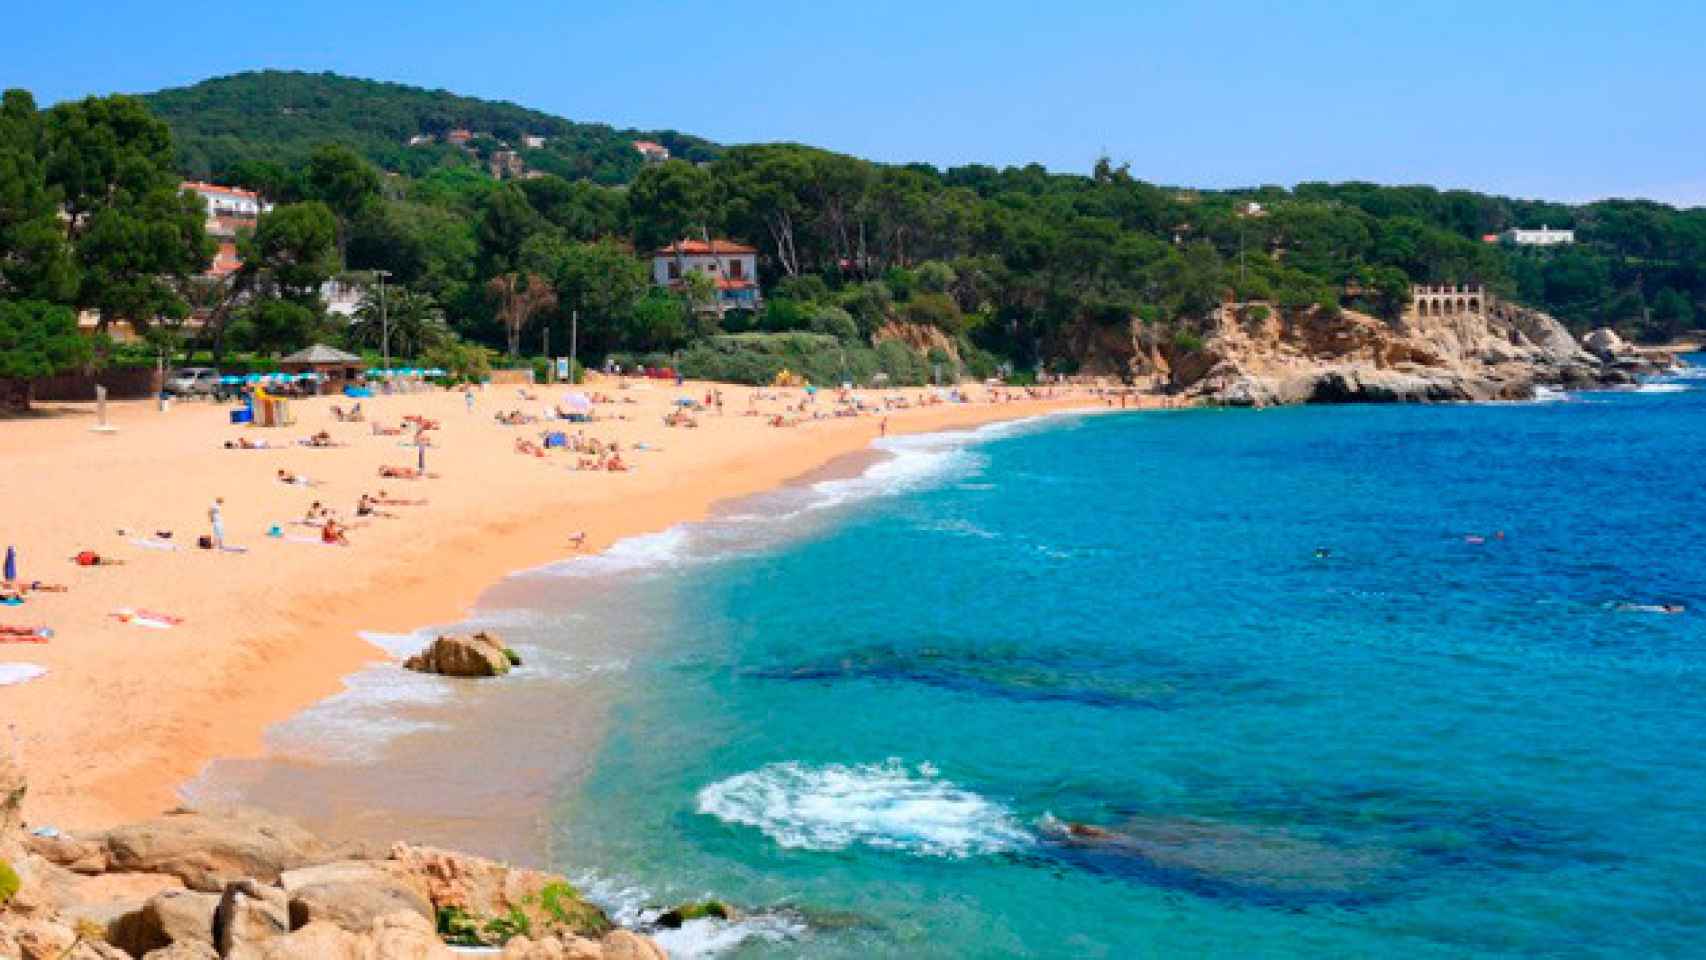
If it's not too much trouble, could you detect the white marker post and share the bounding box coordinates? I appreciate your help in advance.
[90,384,118,433]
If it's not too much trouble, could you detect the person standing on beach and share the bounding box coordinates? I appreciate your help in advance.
[880,417,888,437]
[464,388,475,414]
[209,497,225,550]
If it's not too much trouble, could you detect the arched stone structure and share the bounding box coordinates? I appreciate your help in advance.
[1409,284,1488,321]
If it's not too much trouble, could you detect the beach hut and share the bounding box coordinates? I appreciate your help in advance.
[278,345,364,395]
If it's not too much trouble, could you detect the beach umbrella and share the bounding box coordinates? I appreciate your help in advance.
[4,546,14,583]
[427,368,445,377]
[244,373,264,384]
[219,375,242,385]
[564,393,591,413]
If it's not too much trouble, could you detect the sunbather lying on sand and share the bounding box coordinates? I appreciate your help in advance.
[223,438,270,450]
[355,494,397,519]
[277,469,320,487]
[372,490,427,506]
[1,581,67,599]
[301,431,341,447]
[71,551,122,567]
[321,519,350,545]
[0,625,51,641]
[515,438,546,457]
[371,421,403,436]
[378,466,438,480]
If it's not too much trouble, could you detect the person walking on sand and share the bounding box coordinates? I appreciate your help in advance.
[880,417,888,437]
[465,388,475,414]
[209,497,225,550]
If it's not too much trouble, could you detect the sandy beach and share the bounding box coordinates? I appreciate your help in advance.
[0,378,1116,830]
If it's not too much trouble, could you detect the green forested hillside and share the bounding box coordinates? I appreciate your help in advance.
[5,73,1705,393]
[141,70,719,185]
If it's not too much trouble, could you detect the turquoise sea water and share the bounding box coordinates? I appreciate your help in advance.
[207,363,1706,958]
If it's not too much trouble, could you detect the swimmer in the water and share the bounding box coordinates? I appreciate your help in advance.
[1313,547,1332,560]
[1614,602,1687,615]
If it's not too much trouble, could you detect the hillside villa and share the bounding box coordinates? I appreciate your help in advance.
[653,239,762,313]
[633,140,670,163]
[1499,225,1575,246]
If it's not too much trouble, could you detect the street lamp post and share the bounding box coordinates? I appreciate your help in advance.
[375,269,393,373]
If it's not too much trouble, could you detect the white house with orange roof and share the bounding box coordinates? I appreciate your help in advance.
[653,239,761,312]
[632,140,670,163]
[181,181,273,280]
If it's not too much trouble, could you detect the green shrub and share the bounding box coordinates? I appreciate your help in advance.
[503,648,522,666]
[483,905,531,943]
[437,906,484,946]
[1171,330,1205,353]
[0,858,19,905]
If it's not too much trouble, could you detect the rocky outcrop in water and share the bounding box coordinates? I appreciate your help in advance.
[1067,295,1680,406]
[403,632,516,678]
[0,761,663,960]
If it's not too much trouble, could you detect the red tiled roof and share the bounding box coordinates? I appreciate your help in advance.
[633,140,667,152]
[181,181,260,201]
[656,239,757,256]
[716,279,757,290]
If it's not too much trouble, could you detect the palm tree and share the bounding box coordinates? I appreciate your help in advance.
[348,286,450,360]
[486,272,557,358]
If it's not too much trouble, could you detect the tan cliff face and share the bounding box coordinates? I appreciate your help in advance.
[1067,292,1652,405]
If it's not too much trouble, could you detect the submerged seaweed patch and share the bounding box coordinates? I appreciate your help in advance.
[744,641,1247,711]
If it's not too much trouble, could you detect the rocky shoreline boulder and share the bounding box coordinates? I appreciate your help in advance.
[0,777,663,960]
[403,632,517,678]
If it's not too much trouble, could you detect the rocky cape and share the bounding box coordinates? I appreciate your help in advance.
[0,753,667,960]
[1067,299,1680,406]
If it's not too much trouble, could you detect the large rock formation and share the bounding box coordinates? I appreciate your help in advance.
[1069,296,1676,406]
[403,632,514,678]
[0,785,662,960]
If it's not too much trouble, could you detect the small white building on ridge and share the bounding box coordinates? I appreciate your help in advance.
[1501,225,1575,246]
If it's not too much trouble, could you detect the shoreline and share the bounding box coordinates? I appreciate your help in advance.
[4,383,1116,831]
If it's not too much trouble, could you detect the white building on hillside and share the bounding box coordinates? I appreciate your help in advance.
[1501,225,1575,246]
[652,239,761,312]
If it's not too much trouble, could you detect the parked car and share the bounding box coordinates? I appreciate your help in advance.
[164,367,221,397]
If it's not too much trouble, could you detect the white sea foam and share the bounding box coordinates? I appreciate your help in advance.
[1636,382,1690,394]
[575,875,806,959]
[263,631,454,763]
[696,760,1032,858]
[529,526,698,579]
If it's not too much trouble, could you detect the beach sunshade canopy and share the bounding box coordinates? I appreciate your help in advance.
[563,393,592,412]
[243,373,264,383]
[219,375,242,384]
[279,344,362,365]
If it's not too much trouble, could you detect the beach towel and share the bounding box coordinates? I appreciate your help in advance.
[129,537,179,551]
[0,627,51,642]
[110,608,180,629]
[0,663,46,686]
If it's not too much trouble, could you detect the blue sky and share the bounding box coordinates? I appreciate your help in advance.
[8,1,1703,205]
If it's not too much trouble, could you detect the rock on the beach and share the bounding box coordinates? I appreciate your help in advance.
[600,929,669,960]
[0,748,25,859]
[27,832,110,874]
[214,878,290,958]
[367,910,457,960]
[282,860,433,934]
[403,632,513,678]
[107,889,219,955]
[386,842,612,940]
[243,919,366,960]
[1582,327,1630,361]
[98,807,335,892]
[141,942,221,960]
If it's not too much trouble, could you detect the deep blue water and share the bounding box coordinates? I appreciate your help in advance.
[537,366,1706,958]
